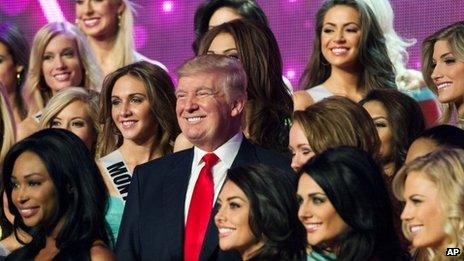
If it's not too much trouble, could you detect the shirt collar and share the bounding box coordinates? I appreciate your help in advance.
[193,132,243,166]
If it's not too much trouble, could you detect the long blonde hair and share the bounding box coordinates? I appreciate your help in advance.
[78,0,137,71]
[39,87,100,155]
[393,148,464,261]
[0,85,15,166]
[421,21,464,126]
[23,22,102,116]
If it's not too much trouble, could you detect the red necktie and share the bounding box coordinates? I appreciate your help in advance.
[184,153,219,261]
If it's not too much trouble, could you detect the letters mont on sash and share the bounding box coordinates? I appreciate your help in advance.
[106,162,131,201]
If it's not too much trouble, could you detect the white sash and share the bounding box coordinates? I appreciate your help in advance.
[100,150,132,201]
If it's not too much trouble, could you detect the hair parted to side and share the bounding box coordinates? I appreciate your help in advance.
[421,21,464,125]
[293,96,380,162]
[176,54,247,101]
[0,22,30,120]
[192,0,268,54]
[299,0,396,92]
[23,22,102,115]
[2,128,110,260]
[0,85,15,167]
[98,61,180,158]
[359,89,426,174]
[198,20,293,154]
[299,146,407,260]
[39,87,100,155]
[226,164,306,260]
[393,147,464,261]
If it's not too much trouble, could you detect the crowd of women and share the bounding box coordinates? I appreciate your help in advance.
[0,0,463,260]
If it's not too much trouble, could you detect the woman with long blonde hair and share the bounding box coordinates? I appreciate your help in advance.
[18,21,102,140]
[0,85,14,167]
[75,0,166,75]
[393,148,464,261]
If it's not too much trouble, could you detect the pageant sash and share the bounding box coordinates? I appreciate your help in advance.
[100,150,132,201]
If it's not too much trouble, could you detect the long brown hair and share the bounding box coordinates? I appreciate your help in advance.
[198,19,293,154]
[299,0,396,93]
[98,61,180,158]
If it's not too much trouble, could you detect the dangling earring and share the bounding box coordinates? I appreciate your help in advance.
[118,15,122,27]
[16,73,21,86]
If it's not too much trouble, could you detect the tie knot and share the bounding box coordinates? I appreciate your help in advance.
[202,153,219,166]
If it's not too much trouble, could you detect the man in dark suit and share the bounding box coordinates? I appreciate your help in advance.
[116,54,294,261]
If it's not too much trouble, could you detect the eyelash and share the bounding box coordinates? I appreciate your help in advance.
[229,202,240,209]
[375,122,387,128]
[312,197,325,205]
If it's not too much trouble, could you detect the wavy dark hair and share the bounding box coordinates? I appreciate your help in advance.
[98,61,180,158]
[2,129,110,260]
[298,146,408,261]
[299,0,396,92]
[225,164,305,260]
[360,89,426,175]
[0,22,30,120]
[192,0,269,54]
[198,20,293,154]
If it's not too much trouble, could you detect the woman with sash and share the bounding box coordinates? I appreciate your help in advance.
[97,61,179,241]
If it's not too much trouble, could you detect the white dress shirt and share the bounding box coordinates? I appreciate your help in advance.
[184,132,243,223]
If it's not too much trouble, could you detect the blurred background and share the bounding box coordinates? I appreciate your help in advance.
[0,0,462,88]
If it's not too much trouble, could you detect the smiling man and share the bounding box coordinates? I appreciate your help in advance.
[116,54,294,261]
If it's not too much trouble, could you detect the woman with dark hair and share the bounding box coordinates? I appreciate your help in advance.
[98,61,179,240]
[360,89,426,177]
[2,128,114,260]
[290,96,380,172]
[406,124,464,164]
[293,0,396,110]
[176,20,293,154]
[215,164,306,260]
[297,146,407,260]
[192,0,268,54]
[0,22,29,124]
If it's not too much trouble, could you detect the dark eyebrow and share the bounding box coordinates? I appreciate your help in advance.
[226,196,247,202]
[323,22,360,27]
[11,173,43,180]
[308,192,326,197]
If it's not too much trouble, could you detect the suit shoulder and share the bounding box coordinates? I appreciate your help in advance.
[137,149,192,170]
[253,144,291,167]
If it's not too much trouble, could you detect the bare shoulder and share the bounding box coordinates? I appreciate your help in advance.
[90,241,116,261]
[16,117,39,141]
[173,133,193,152]
[292,90,314,111]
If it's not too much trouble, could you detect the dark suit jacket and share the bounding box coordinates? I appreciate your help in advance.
[115,138,295,261]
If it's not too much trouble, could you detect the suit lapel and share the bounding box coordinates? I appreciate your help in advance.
[200,138,256,260]
[162,149,194,260]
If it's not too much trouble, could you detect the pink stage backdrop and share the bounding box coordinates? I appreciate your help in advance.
[0,0,462,89]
